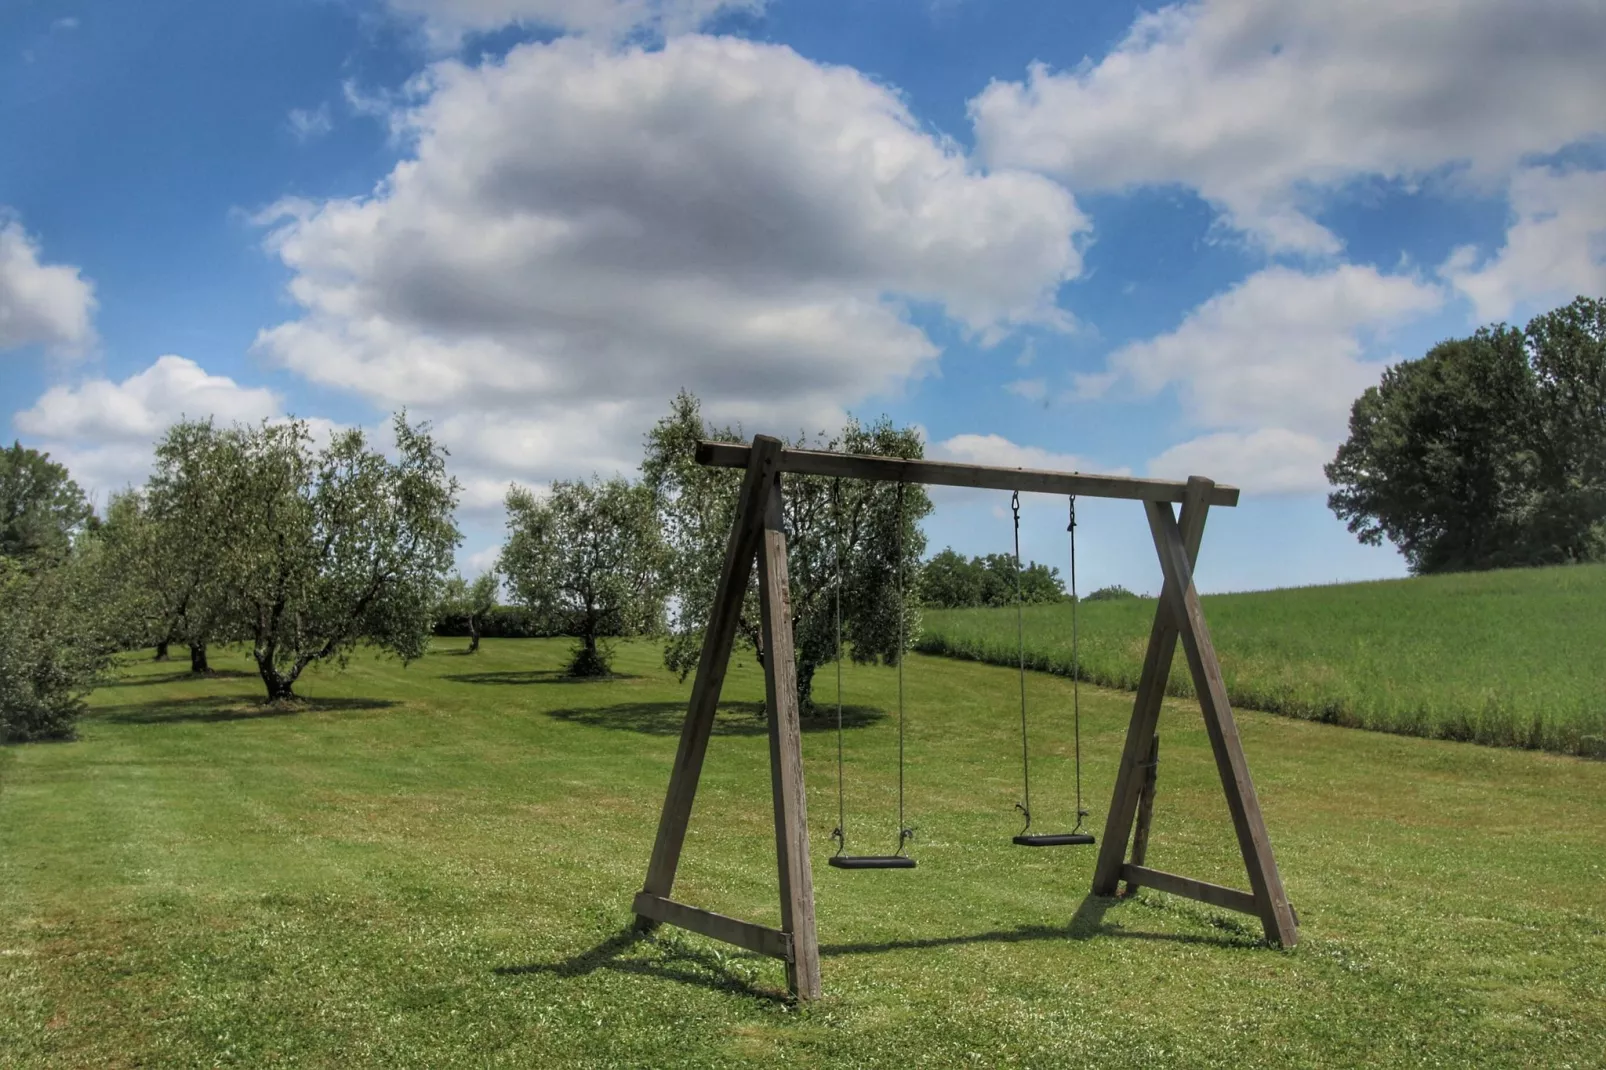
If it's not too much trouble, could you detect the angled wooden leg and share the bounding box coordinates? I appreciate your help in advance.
[1121,735,1160,896]
[636,436,783,924]
[757,471,822,1000]
[1146,497,1299,947]
[1091,479,1212,895]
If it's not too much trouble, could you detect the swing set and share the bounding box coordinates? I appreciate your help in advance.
[631,435,1297,1000]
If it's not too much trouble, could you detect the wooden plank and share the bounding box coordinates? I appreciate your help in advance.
[1119,865,1259,917]
[696,441,1240,507]
[1091,480,1212,895]
[1122,735,1160,895]
[757,472,823,1001]
[636,436,782,920]
[1146,498,1299,948]
[632,893,794,962]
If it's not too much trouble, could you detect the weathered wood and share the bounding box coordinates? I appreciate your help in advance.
[1122,735,1160,895]
[1118,865,1259,917]
[1091,480,1211,895]
[636,436,782,923]
[695,441,1240,507]
[632,893,794,961]
[1146,497,1299,947]
[758,472,823,1001]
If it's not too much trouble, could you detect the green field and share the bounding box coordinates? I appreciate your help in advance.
[3,638,1604,1067]
[918,563,1606,759]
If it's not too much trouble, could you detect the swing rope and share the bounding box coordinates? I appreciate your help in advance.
[895,480,913,856]
[1069,494,1087,833]
[1013,490,1033,834]
[828,477,915,867]
[832,477,847,857]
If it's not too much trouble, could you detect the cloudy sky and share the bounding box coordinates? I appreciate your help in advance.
[3,0,1604,593]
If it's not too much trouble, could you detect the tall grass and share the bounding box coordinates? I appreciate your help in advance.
[917,562,1606,759]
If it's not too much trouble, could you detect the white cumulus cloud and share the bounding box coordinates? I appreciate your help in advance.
[1444,166,1606,322]
[1147,428,1334,495]
[0,214,97,356]
[13,356,283,497]
[254,34,1087,495]
[970,0,1606,254]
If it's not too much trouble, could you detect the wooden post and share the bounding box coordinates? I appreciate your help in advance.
[1145,497,1298,947]
[1122,735,1159,896]
[636,437,782,919]
[757,471,822,1000]
[1091,478,1211,895]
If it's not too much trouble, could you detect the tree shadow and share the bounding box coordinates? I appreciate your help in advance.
[90,693,398,726]
[443,669,642,686]
[818,894,1263,956]
[546,701,885,737]
[100,669,255,688]
[495,928,790,1004]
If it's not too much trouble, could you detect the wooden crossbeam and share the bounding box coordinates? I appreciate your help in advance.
[631,894,794,961]
[1119,866,1258,916]
[695,441,1241,506]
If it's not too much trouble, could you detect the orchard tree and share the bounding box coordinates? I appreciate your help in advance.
[437,569,499,653]
[643,391,930,714]
[0,442,93,565]
[218,415,461,701]
[500,477,663,677]
[142,420,239,670]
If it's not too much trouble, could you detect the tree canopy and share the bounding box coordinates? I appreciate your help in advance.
[212,415,462,700]
[1327,296,1606,574]
[500,477,663,676]
[644,391,930,713]
[920,547,1065,608]
[0,442,93,565]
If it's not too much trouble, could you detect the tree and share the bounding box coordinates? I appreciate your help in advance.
[500,477,663,677]
[920,547,1065,608]
[142,420,239,671]
[0,442,93,565]
[644,391,931,713]
[1526,296,1606,562]
[437,570,500,653]
[217,414,461,701]
[1326,326,1546,573]
[1327,296,1606,573]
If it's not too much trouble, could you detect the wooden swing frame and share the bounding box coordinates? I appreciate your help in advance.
[631,435,1298,1001]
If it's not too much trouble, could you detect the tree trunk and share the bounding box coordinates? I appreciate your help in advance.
[189,643,209,674]
[154,640,170,661]
[468,614,480,654]
[260,667,296,702]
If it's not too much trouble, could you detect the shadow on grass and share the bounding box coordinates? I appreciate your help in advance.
[443,669,641,686]
[546,701,885,737]
[496,928,790,1005]
[91,693,398,726]
[100,669,255,688]
[818,894,1263,956]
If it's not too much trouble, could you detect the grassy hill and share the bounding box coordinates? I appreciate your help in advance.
[918,563,1606,759]
[2,639,1603,1067]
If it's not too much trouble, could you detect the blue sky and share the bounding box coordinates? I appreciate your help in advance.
[3,0,1603,595]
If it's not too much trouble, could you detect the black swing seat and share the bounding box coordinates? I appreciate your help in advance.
[1013,832,1096,847]
[829,855,917,870]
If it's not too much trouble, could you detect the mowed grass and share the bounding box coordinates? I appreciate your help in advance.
[1,638,1603,1068]
[920,563,1606,758]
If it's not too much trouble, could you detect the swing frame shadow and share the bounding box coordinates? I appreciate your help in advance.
[628,436,1296,1002]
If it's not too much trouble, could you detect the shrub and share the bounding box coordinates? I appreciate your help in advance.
[1085,584,1140,602]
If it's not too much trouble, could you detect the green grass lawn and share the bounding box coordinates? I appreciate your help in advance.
[919,562,1606,759]
[2,638,1604,1068]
